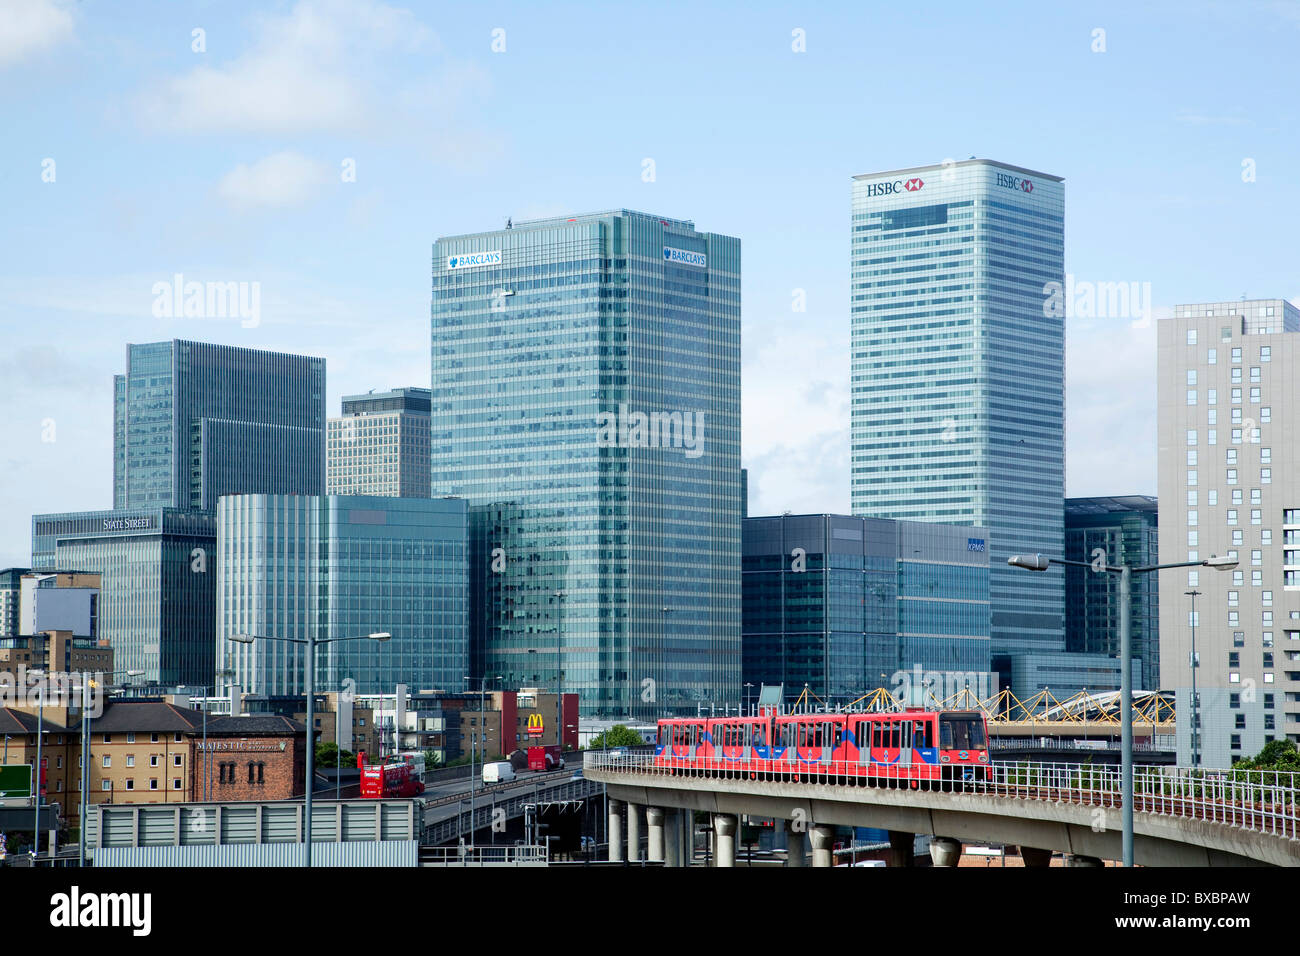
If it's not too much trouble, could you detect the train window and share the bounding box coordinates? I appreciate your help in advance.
[912,722,931,749]
[748,723,765,747]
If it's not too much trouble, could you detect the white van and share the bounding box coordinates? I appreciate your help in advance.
[482,761,515,785]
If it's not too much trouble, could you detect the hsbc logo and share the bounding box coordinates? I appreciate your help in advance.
[995,172,1034,193]
[863,177,924,197]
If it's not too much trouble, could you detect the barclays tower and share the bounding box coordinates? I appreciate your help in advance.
[431,210,741,719]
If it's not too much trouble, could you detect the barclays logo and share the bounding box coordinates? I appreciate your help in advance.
[446,251,502,270]
[663,245,707,268]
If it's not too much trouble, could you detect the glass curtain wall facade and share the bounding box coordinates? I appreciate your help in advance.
[113,340,325,511]
[431,210,741,719]
[1064,495,1160,690]
[742,514,991,708]
[217,494,468,698]
[850,159,1066,666]
[31,509,216,684]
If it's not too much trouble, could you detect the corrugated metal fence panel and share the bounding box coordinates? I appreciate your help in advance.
[100,807,137,847]
[263,805,301,843]
[180,806,216,845]
[342,802,378,841]
[220,805,258,843]
[93,840,419,868]
[310,805,339,843]
[139,807,177,846]
[381,803,413,841]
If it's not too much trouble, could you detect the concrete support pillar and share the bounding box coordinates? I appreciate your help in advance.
[809,824,835,867]
[646,806,665,862]
[608,799,623,863]
[712,813,737,867]
[887,830,914,868]
[785,819,807,867]
[1066,854,1103,867]
[1019,846,1053,868]
[683,811,693,866]
[627,801,641,862]
[929,837,962,867]
[663,809,679,867]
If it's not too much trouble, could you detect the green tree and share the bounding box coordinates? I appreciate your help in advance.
[423,749,443,769]
[315,742,355,769]
[1233,738,1300,772]
[588,725,645,749]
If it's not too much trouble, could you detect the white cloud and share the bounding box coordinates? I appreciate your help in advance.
[1065,316,1159,498]
[742,322,851,516]
[0,0,74,68]
[217,151,333,209]
[137,0,434,134]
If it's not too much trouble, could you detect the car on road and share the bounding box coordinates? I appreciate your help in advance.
[608,747,629,760]
[569,768,584,780]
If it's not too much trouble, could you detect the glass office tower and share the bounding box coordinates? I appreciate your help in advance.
[1065,495,1160,690]
[850,160,1066,677]
[217,495,468,697]
[113,339,325,511]
[431,210,741,719]
[742,513,992,708]
[31,509,217,684]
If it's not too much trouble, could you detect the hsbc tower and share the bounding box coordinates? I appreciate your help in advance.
[850,159,1066,691]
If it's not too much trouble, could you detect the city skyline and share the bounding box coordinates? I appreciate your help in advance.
[6,1,1300,568]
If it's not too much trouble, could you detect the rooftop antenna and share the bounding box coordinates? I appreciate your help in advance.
[506,217,512,229]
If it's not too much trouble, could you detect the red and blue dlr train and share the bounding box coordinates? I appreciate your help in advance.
[654,709,991,785]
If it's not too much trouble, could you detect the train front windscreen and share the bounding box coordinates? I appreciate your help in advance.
[938,714,988,750]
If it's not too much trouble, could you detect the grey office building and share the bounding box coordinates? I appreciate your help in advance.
[850,160,1066,688]
[1065,496,1160,691]
[327,388,432,497]
[742,514,994,709]
[31,509,216,684]
[432,210,741,719]
[0,568,29,638]
[113,339,325,511]
[217,495,468,697]
[1158,299,1300,767]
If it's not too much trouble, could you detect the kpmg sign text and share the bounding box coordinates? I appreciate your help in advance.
[967,538,986,553]
[663,246,707,268]
[446,251,502,270]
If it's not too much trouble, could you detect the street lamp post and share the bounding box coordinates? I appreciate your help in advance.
[31,671,44,858]
[1185,589,1201,768]
[555,590,565,757]
[1009,551,1236,867]
[231,631,390,867]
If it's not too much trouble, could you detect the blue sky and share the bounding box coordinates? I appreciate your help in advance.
[2,0,1299,567]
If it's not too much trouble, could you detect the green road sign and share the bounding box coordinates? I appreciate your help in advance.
[0,765,33,799]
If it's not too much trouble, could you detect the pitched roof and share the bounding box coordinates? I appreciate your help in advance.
[92,701,204,733]
[206,715,305,736]
[0,707,68,734]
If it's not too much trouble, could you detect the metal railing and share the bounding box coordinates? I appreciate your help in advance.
[418,844,548,866]
[422,777,601,846]
[584,752,1300,842]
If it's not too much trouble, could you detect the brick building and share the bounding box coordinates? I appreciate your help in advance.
[197,715,306,801]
